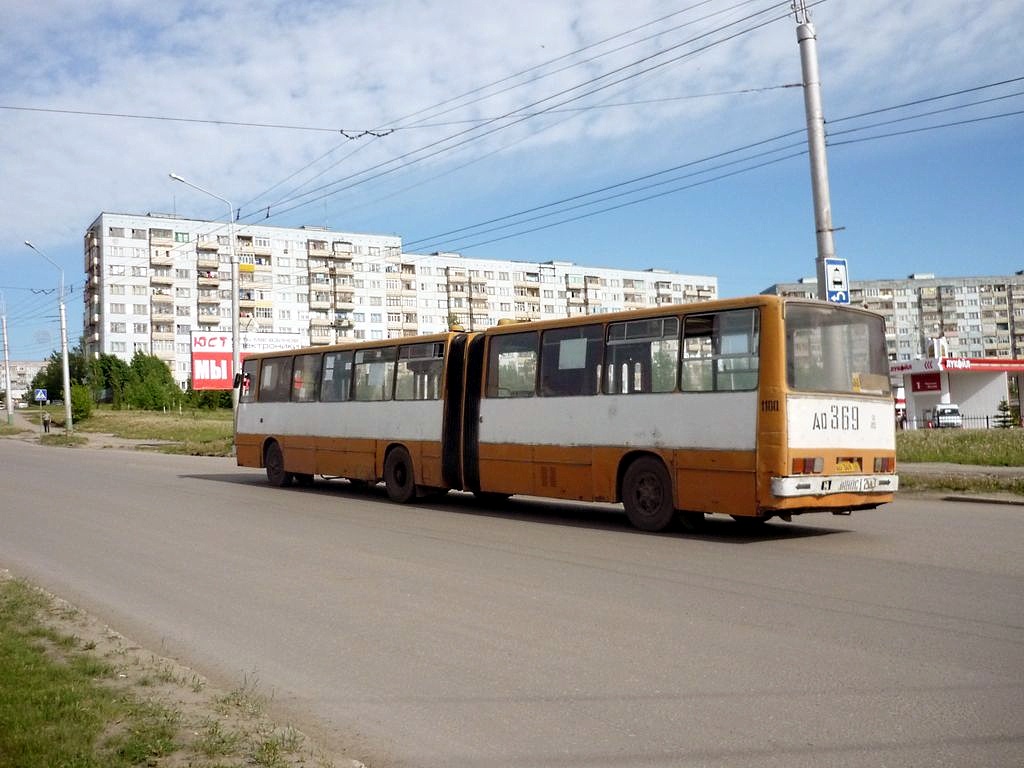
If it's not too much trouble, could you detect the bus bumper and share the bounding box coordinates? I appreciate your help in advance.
[771,473,899,497]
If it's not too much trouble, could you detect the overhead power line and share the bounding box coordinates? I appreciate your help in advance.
[249,1,805,222]
[404,78,1023,253]
[0,104,394,137]
[233,0,769,219]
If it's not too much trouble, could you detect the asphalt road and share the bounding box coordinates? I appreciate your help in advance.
[1,439,1021,768]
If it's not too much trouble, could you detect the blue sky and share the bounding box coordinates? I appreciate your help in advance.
[1,0,1021,360]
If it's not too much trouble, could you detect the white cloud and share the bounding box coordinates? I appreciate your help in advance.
[2,0,1021,260]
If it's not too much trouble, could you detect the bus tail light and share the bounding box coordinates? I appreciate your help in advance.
[792,457,824,474]
[874,457,895,473]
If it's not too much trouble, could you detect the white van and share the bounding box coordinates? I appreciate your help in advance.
[933,404,963,428]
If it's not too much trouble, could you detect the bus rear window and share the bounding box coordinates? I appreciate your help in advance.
[786,305,891,395]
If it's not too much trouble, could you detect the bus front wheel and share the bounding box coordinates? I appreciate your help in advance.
[622,457,675,532]
[384,447,416,503]
[265,442,293,487]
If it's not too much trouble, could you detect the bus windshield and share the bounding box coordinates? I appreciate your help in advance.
[786,304,891,396]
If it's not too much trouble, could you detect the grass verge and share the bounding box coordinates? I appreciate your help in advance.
[898,472,1024,496]
[0,575,344,768]
[0,579,178,768]
[897,428,1024,466]
[75,407,233,456]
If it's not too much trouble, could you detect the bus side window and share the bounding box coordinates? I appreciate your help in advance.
[259,356,293,402]
[604,317,679,394]
[292,353,322,402]
[320,350,353,402]
[352,347,397,401]
[681,310,759,392]
[240,358,259,402]
[395,342,445,400]
[486,332,538,398]
[540,324,603,397]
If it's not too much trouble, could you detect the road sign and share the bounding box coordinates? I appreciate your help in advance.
[824,257,850,304]
[34,389,47,402]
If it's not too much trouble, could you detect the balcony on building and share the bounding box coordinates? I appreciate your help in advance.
[197,311,220,325]
[151,271,174,286]
[333,258,354,276]
[196,269,220,286]
[309,293,332,310]
[196,242,220,269]
[334,292,355,311]
[151,303,175,322]
[152,327,176,341]
[310,329,333,345]
[150,249,174,267]
[307,240,330,257]
[149,229,174,247]
[238,290,256,308]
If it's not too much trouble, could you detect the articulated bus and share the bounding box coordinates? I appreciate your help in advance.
[236,295,898,531]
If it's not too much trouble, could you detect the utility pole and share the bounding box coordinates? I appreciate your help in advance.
[2,293,13,425]
[794,1,838,300]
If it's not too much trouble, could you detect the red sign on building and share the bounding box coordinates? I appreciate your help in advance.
[190,332,234,390]
[910,372,941,393]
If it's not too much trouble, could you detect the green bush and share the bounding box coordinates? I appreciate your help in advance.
[70,383,93,422]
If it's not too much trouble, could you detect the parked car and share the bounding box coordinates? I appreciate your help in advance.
[932,404,963,428]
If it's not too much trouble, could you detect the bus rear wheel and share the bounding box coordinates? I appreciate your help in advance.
[264,441,293,487]
[622,457,675,532]
[384,447,416,503]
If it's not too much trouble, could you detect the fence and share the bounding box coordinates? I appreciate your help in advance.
[902,414,1018,430]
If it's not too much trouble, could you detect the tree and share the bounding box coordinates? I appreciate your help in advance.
[26,343,87,402]
[993,399,1014,429]
[88,353,132,407]
[124,352,180,410]
[70,383,93,422]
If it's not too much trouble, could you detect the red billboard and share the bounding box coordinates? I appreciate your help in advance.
[190,331,234,390]
[910,372,941,393]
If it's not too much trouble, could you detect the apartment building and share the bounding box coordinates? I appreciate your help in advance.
[763,273,1024,362]
[84,212,717,389]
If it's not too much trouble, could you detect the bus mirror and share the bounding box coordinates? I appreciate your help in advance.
[233,372,243,388]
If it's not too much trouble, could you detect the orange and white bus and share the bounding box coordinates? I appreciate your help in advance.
[236,295,898,531]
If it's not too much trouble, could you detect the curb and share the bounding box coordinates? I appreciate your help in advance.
[941,495,1024,507]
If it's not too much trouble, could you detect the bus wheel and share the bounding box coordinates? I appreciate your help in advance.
[384,447,416,503]
[265,442,293,487]
[622,457,675,532]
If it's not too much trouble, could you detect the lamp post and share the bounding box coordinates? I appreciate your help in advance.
[168,173,240,445]
[24,241,73,435]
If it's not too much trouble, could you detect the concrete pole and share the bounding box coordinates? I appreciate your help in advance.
[58,294,73,434]
[169,173,239,454]
[25,241,73,434]
[2,309,13,426]
[795,11,836,300]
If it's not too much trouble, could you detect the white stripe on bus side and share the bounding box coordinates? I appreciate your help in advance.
[237,400,445,441]
[478,391,758,450]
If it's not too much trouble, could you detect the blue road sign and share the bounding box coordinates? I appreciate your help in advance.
[34,388,47,402]
[824,257,850,304]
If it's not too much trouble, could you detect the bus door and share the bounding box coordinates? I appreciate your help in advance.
[441,334,469,489]
[459,333,487,492]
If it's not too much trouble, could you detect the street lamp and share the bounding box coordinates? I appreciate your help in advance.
[24,241,73,435]
[168,173,240,444]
